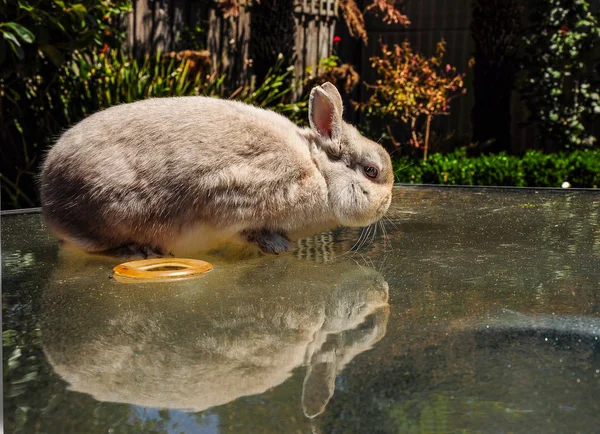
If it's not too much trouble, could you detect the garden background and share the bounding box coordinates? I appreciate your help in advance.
[1,0,599,210]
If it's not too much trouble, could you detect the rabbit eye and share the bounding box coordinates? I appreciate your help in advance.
[363,165,379,180]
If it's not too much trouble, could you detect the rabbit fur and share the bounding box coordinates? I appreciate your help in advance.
[40,82,394,256]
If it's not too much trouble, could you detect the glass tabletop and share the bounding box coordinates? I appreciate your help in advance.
[3,186,600,433]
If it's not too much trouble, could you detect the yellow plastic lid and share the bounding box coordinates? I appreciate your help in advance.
[113,258,213,281]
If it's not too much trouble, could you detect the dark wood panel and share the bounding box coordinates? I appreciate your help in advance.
[124,0,337,93]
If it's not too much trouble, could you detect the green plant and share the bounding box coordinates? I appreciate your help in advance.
[0,0,128,66]
[0,20,34,61]
[61,50,207,120]
[394,148,600,188]
[0,0,131,208]
[318,54,341,71]
[518,0,600,149]
[304,54,360,99]
[228,54,308,124]
[360,40,469,161]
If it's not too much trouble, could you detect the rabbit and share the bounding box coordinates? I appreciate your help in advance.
[40,82,394,257]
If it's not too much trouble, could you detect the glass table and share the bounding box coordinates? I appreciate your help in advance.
[3,186,600,433]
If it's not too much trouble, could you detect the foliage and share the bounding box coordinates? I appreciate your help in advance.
[216,0,250,19]
[360,40,469,161]
[234,55,308,124]
[62,50,207,121]
[305,54,360,96]
[0,0,129,66]
[64,49,302,116]
[394,148,600,188]
[340,0,410,43]
[0,0,131,208]
[518,0,600,149]
[470,0,522,153]
[365,0,410,25]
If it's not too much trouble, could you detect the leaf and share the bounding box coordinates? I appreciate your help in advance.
[1,22,35,44]
[18,0,34,11]
[71,3,87,16]
[2,32,25,60]
[46,15,66,32]
[12,371,38,384]
[8,348,21,370]
[40,44,64,66]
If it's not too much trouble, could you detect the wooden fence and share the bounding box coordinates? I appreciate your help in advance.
[123,0,338,88]
[294,0,339,81]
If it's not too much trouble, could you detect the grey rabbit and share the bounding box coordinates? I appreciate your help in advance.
[40,82,394,256]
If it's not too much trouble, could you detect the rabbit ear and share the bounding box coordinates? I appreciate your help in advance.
[320,82,343,116]
[301,359,337,419]
[309,83,343,140]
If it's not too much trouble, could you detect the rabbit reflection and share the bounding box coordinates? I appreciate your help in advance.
[41,255,389,419]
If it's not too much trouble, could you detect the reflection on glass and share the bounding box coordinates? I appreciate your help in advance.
[40,253,389,420]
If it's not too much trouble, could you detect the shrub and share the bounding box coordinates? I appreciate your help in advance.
[517,0,600,149]
[359,40,469,161]
[62,49,304,123]
[61,50,205,122]
[1,0,131,208]
[305,55,360,96]
[395,149,600,188]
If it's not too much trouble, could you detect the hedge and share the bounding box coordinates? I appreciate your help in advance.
[394,149,600,188]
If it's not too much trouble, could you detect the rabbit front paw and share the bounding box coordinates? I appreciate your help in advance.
[243,229,291,255]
